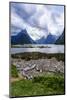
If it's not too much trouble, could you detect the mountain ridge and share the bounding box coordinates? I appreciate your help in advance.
[11,29,64,45]
[36,34,57,44]
[11,29,36,44]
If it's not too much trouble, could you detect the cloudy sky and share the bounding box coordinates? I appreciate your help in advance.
[11,3,64,40]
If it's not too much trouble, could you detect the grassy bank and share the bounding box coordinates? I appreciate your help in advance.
[11,52,64,61]
[10,72,65,97]
[10,52,65,97]
[11,64,18,78]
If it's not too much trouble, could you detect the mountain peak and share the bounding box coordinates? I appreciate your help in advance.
[19,29,27,34]
[44,33,57,44]
[11,29,36,44]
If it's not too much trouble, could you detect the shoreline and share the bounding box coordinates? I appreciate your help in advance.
[11,52,64,61]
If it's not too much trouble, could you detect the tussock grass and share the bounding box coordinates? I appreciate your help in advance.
[10,72,65,97]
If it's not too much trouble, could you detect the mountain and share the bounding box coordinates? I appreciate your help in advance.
[55,29,65,44]
[36,34,57,44]
[11,29,36,44]
[36,36,46,44]
[44,34,57,44]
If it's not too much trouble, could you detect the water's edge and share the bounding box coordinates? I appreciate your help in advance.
[11,45,64,54]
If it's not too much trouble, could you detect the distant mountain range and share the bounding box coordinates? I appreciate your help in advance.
[44,34,57,44]
[11,29,64,45]
[11,29,35,44]
[36,34,57,44]
[55,29,65,44]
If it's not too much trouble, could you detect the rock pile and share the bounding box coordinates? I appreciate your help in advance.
[12,57,64,79]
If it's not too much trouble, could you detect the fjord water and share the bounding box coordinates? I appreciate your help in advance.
[11,44,64,54]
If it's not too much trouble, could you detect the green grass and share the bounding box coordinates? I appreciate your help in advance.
[10,72,65,97]
[11,64,18,78]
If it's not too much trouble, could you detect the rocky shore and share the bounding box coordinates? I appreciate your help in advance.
[11,57,64,79]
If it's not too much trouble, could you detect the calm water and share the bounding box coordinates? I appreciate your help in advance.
[11,45,64,54]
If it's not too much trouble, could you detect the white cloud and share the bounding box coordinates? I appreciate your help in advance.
[11,3,64,40]
[11,10,25,30]
[22,4,36,15]
[26,26,47,40]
